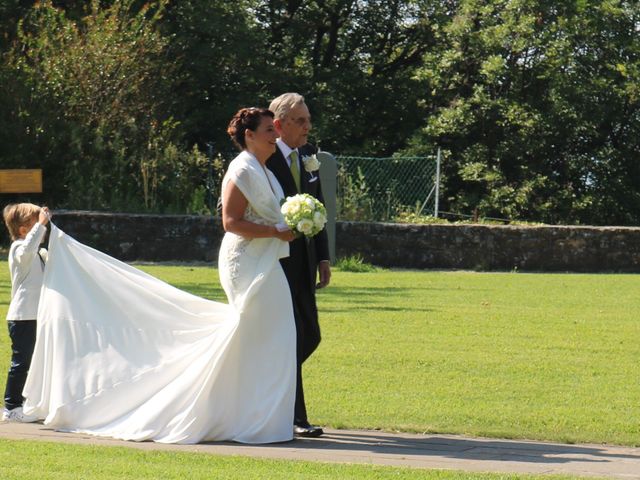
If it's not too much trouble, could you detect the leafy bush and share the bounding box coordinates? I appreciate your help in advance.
[334,254,377,273]
[394,212,450,224]
[336,166,374,221]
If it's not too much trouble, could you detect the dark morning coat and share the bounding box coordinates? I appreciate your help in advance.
[266,142,330,424]
[266,143,330,294]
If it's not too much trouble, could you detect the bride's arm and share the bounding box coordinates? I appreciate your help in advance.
[222,180,295,241]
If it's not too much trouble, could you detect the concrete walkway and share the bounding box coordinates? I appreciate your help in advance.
[1,422,639,478]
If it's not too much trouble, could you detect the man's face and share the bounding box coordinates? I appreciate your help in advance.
[276,103,312,149]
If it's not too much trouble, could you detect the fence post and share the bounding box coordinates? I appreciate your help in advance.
[206,142,215,215]
[317,151,337,262]
[435,148,441,218]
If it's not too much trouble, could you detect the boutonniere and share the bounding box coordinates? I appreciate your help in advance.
[301,153,321,182]
[301,153,321,172]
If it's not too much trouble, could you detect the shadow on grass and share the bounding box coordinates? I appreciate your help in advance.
[261,430,640,466]
[0,280,13,306]
[0,284,9,306]
[320,286,436,313]
[322,305,434,313]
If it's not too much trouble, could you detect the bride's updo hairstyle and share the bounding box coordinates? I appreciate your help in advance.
[227,107,274,150]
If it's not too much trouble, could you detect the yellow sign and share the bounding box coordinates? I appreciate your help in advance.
[0,169,43,193]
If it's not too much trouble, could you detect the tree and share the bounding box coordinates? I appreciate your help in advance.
[5,0,209,211]
[405,0,640,224]
[2,0,638,223]
[251,0,442,155]
[160,0,265,153]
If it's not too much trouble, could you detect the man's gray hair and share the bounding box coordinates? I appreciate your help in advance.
[269,93,306,120]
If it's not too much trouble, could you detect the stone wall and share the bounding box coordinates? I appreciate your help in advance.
[336,222,640,272]
[12,212,640,272]
[51,211,224,262]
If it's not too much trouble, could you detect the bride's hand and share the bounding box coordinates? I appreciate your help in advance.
[275,228,296,242]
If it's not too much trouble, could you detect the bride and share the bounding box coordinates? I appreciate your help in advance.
[23,107,298,444]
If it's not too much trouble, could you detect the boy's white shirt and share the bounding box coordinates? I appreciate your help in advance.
[7,222,47,320]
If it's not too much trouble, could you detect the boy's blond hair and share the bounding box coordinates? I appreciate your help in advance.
[3,203,41,241]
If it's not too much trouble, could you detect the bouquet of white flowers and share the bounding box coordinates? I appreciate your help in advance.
[280,193,327,237]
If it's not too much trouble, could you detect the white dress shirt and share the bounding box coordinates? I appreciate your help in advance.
[7,223,47,320]
[276,138,300,169]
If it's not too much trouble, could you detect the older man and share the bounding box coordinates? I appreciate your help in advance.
[266,93,331,437]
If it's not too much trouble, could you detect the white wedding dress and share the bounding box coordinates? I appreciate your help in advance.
[23,151,296,444]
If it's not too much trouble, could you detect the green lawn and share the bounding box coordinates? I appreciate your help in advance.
[85,264,639,447]
[0,263,638,478]
[308,270,640,446]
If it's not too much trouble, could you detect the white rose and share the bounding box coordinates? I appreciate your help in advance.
[292,201,304,214]
[281,203,293,215]
[313,211,326,228]
[302,154,321,172]
[297,218,314,235]
[305,197,316,209]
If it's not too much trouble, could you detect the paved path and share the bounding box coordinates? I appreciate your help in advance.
[1,422,639,478]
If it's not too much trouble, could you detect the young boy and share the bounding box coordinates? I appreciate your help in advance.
[2,203,49,422]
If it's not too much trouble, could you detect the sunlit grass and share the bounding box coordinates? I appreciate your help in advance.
[1,262,639,446]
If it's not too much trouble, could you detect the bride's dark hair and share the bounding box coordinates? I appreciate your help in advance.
[227,107,274,150]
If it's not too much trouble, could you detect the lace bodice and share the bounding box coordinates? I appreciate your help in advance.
[243,203,274,227]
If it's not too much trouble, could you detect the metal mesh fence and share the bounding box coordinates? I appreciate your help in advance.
[335,155,439,222]
[211,152,440,223]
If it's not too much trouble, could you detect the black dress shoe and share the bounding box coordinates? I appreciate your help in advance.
[294,423,324,438]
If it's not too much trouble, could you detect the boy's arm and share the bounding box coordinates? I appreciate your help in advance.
[13,223,47,267]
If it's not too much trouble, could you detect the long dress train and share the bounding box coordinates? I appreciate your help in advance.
[23,151,296,444]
